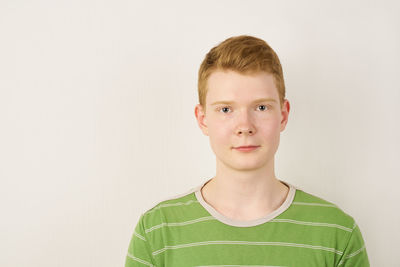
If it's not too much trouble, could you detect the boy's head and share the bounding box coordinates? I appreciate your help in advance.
[194,35,290,172]
[197,35,286,112]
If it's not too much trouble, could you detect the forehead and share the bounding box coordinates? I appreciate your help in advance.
[206,70,279,103]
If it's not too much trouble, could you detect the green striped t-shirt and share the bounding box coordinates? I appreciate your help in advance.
[125,179,369,266]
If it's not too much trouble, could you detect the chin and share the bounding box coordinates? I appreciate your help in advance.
[226,159,268,171]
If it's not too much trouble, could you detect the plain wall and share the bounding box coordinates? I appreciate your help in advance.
[1,0,399,266]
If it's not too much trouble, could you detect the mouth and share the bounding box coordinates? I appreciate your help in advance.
[233,145,259,149]
[232,145,260,152]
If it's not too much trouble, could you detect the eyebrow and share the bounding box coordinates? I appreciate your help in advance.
[210,98,278,106]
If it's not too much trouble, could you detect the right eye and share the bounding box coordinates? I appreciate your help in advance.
[219,107,231,113]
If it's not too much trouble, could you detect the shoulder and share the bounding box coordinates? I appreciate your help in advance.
[282,185,369,265]
[289,187,357,231]
[139,186,200,227]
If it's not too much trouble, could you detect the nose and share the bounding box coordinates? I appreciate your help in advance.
[237,128,254,135]
[235,110,256,136]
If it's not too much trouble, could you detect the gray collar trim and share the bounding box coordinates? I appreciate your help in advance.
[194,178,297,227]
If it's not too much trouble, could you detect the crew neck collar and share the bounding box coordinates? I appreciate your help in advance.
[194,178,296,227]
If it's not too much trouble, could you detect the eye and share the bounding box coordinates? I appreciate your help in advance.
[219,106,231,113]
[257,104,268,111]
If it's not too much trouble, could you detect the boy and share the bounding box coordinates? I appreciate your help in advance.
[125,35,369,266]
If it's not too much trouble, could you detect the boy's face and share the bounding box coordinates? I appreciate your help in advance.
[194,70,290,172]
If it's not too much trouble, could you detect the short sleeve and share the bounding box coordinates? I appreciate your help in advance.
[337,222,370,267]
[125,213,157,267]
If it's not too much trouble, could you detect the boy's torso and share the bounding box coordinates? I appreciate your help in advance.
[134,179,366,267]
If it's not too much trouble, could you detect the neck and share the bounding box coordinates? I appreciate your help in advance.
[201,157,289,217]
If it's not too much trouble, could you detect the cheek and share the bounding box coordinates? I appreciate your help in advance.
[208,130,231,157]
[208,122,232,146]
[209,127,231,142]
[258,118,281,137]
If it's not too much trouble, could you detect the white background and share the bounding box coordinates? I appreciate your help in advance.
[1,0,399,266]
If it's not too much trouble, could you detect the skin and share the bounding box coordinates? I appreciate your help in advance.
[194,70,291,221]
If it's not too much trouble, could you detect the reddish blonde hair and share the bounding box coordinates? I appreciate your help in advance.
[198,35,286,110]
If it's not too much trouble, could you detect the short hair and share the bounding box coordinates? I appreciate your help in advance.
[198,35,286,110]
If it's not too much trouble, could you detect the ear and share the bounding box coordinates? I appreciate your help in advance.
[280,99,290,132]
[194,104,209,136]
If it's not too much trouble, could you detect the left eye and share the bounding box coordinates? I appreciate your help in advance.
[257,105,267,111]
